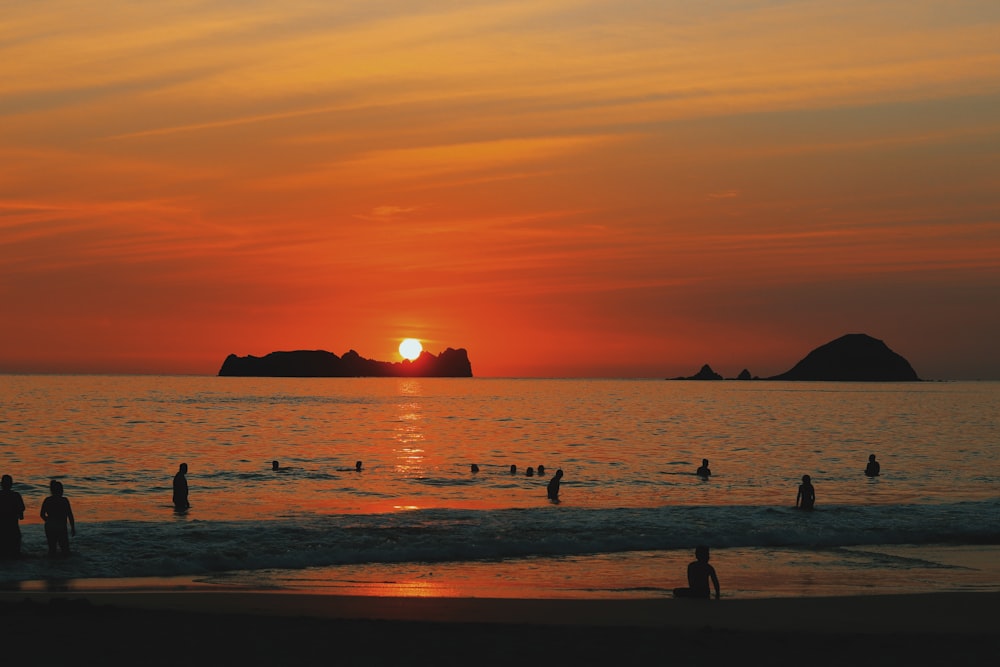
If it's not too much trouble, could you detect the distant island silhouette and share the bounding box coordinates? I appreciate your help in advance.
[218,348,473,377]
[673,333,920,381]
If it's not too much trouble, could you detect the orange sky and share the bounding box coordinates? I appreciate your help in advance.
[2,1,999,379]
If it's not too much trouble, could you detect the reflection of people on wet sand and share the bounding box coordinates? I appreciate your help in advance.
[547,469,563,502]
[796,474,816,510]
[696,459,711,478]
[173,463,190,511]
[0,474,26,559]
[865,454,881,477]
[40,480,75,557]
[673,545,720,599]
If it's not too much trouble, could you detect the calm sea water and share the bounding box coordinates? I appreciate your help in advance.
[1,376,998,599]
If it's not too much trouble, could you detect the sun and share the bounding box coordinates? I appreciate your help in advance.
[398,338,423,361]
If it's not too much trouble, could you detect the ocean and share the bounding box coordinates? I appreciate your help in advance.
[2,376,998,599]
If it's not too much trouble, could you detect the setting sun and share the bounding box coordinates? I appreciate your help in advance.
[399,338,423,361]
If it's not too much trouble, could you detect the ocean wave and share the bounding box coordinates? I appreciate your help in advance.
[4,501,998,583]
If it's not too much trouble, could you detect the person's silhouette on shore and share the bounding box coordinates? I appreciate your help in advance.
[865,454,881,477]
[696,459,711,478]
[672,545,720,599]
[0,474,26,559]
[796,474,815,510]
[40,480,75,557]
[547,469,563,502]
[173,463,190,511]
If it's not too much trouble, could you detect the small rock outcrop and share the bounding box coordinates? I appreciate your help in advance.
[736,369,753,381]
[673,364,723,380]
[767,334,919,381]
[219,347,473,377]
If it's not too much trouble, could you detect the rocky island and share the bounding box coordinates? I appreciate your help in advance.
[218,347,473,377]
[767,333,919,381]
[673,333,920,381]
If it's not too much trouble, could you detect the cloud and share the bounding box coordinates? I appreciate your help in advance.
[708,190,740,200]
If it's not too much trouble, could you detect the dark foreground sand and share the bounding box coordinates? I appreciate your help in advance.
[2,591,997,666]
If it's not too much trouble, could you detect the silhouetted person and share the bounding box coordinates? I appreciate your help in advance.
[537,465,546,476]
[40,480,75,557]
[272,460,280,471]
[865,454,881,477]
[173,463,190,511]
[0,474,26,559]
[796,474,815,510]
[510,464,517,475]
[547,469,563,501]
[355,460,363,472]
[526,466,534,477]
[673,545,720,599]
[471,464,479,473]
[696,459,711,478]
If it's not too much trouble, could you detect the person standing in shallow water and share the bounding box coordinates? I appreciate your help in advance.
[696,459,711,478]
[40,480,75,557]
[173,463,190,511]
[673,545,720,599]
[547,469,563,502]
[865,454,881,477]
[0,474,26,558]
[796,474,816,510]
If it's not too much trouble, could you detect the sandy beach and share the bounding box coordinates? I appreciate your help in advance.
[2,590,997,666]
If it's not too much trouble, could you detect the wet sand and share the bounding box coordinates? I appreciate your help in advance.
[1,590,997,666]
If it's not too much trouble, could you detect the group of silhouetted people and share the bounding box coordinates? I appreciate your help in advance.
[696,453,882,512]
[0,475,76,559]
[469,463,563,502]
[795,453,881,511]
[676,453,884,598]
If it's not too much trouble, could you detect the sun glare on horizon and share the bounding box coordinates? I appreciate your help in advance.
[399,338,423,361]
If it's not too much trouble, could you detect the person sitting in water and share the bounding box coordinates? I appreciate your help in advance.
[547,469,563,501]
[272,460,280,471]
[673,545,720,599]
[696,459,711,478]
[471,464,479,474]
[526,467,534,477]
[510,464,517,475]
[796,474,816,510]
[865,454,881,477]
[355,461,363,472]
[537,465,546,476]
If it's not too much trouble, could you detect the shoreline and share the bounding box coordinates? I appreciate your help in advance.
[3,589,998,634]
[2,590,998,667]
